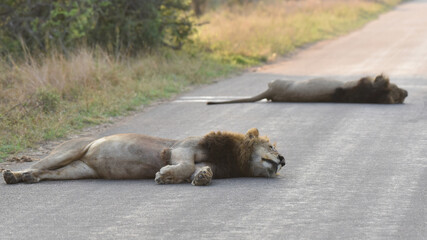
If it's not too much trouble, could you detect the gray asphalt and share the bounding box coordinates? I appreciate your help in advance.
[1,1,426,239]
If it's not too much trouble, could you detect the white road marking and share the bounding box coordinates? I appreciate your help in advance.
[173,96,268,103]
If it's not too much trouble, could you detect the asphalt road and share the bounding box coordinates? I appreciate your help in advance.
[1,1,426,239]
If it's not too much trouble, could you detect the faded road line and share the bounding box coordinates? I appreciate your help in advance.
[173,96,268,103]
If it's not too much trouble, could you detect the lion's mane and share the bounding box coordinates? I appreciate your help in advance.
[198,130,268,178]
[332,74,404,103]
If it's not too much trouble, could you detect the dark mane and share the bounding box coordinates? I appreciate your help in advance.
[198,131,254,178]
[332,74,398,103]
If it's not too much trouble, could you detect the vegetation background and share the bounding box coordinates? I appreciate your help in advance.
[0,0,402,161]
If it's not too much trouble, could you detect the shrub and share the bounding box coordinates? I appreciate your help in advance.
[35,89,60,113]
[0,0,195,55]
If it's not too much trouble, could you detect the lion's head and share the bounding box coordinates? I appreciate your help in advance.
[373,75,408,103]
[242,128,285,177]
[199,128,285,178]
[334,74,408,104]
[388,83,408,103]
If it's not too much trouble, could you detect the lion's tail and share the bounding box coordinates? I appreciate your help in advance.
[206,90,269,105]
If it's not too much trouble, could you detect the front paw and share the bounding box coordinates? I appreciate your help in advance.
[192,166,213,186]
[155,171,174,184]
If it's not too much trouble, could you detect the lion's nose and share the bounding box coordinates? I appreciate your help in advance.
[278,155,285,166]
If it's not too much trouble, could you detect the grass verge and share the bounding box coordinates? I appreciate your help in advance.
[193,0,402,64]
[0,0,402,161]
[0,50,237,160]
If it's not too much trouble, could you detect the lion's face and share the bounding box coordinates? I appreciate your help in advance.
[388,83,408,103]
[374,75,408,104]
[250,140,285,177]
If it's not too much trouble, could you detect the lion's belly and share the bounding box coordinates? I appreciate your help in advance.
[274,78,345,102]
[82,134,175,179]
[83,154,163,179]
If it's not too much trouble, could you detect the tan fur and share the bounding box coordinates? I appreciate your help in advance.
[3,129,285,186]
[207,74,408,104]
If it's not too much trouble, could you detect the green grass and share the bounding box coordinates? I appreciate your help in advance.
[0,0,403,162]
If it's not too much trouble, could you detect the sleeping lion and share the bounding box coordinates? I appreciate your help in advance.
[3,128,285,186]
[207,74,408,104]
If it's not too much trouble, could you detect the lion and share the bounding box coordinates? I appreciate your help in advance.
[2,128,285,186]
[207,74,408,104]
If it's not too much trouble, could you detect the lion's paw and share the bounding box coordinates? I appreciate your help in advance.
[3,170,19,184]
[192,166,213,186]
[155,171,175,184]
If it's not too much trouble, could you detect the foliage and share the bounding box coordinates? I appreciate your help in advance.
[35,89,60,113]
[0,0,195,55]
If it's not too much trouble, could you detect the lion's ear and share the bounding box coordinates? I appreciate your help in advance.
[374,74,390,88]
[246,128,259,139]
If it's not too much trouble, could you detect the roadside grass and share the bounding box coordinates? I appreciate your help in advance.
[0,50,236,160]
[0,0,402,161]
[193,0,402,64]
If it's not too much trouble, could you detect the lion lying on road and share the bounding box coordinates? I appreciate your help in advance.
[3,128,285,186]
[207,74,408,104]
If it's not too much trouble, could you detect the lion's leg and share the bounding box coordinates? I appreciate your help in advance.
[20,161,98,183]
[155,149,196,184]
[30,138,94,170]
[191,164,213,186]
[155,163,195,184]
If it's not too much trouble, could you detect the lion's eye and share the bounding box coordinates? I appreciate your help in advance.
[269,145,274,150]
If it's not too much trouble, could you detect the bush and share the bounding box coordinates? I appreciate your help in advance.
[0,0,195,55]
[35,89,60,113]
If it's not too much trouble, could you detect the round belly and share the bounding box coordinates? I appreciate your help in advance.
[87,157,162,179]
[82,136,168,179]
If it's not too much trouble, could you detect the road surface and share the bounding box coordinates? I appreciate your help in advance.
[1,0,426,239]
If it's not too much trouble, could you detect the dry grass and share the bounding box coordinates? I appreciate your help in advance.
[195,0,402,63]
[0,49,234,160]
[0,0,402,161]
